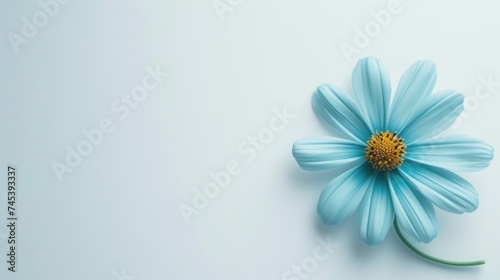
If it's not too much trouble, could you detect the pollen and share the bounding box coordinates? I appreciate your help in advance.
[364,131,406,171]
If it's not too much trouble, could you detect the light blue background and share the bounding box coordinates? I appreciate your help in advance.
[1,1,500,279]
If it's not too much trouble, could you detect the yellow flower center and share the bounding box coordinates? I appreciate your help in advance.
[364,131,406,171]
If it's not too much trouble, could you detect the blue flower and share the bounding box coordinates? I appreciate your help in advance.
[293,57,494,246]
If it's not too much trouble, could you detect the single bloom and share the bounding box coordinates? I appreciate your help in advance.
[292,57,494,246]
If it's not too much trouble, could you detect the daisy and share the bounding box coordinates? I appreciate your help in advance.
[292,57,493,265]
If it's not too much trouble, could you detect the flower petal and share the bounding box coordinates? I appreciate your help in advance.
[317,163,375,225]
[358,172,394,245]
[399,161,479,214]
[400,90,464,144]
[406,135,494,172]
[313,84,371,143]
[352,56,391,132]
[388,171,438,243]
[292,136,365,171]
[388,60,437,132]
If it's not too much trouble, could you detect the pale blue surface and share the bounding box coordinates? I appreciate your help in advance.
[3,1,500,279]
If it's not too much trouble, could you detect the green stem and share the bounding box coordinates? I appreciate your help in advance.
[393,219,485,267]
